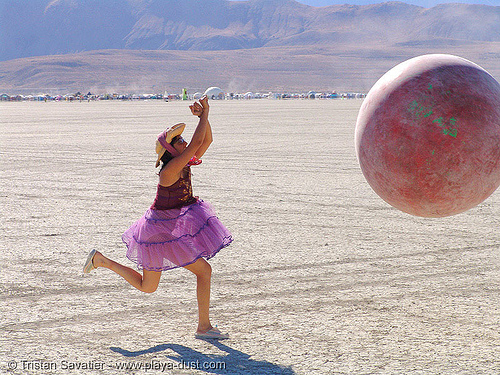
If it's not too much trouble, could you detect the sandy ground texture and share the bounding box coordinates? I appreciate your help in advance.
[1,100,500,374]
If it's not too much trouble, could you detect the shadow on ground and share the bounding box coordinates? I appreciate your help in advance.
[110,341,295,374]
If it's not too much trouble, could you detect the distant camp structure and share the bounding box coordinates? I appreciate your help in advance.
[0,89,366,102]
[204,87,225,100]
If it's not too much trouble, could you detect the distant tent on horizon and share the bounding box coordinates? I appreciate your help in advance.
[204,87,224,100]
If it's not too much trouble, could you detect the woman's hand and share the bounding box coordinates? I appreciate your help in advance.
[189,101,203,117]
[199,95,209,111]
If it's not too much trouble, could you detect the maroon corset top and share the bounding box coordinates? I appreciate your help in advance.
[151,167,197,210]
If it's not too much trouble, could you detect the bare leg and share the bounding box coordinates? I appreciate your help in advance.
[92,251,161,293]
[184,258,213,333]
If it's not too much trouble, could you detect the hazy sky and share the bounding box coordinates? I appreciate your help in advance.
[234,0,500,6]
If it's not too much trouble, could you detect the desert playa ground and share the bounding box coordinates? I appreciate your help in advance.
[1,99,499,374]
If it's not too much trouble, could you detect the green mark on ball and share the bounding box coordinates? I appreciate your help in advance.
[408,85,458,138]
[433,116,458,138]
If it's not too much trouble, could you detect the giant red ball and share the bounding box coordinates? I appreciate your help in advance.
[355,54,500,217]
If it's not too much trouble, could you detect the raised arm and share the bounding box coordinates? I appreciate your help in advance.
[159,97,210,185]
[195,118,213,159]
[188,100,213,158]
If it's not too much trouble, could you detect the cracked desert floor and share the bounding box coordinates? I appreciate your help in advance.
[1,99,499,374]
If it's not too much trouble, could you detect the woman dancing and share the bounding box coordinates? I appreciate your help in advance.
[83,96,232,340]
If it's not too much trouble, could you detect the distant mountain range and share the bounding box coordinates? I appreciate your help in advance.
[1,0,499,93]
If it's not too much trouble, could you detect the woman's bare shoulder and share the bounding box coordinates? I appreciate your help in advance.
[159,167,182,187]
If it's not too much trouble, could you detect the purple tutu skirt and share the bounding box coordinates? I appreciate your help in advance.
[122,200,233,271]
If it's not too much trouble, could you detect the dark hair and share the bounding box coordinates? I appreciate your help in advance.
[158,139,178,173]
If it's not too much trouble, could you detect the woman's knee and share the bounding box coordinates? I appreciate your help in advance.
[202,261,212,278]
[196,260,212,279]
[186,259,212,278]
[142,284,158,293]
[141,270,161,293]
